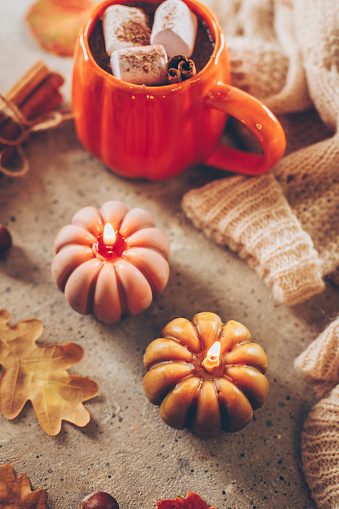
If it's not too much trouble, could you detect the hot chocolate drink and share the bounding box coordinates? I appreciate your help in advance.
[89,1,215,84]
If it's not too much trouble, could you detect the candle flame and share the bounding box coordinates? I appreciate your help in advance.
[103,223,116,246]
[207,341,221,362]
[202,341,221,372]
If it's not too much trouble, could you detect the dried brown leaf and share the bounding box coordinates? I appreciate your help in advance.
[0,464,47,509]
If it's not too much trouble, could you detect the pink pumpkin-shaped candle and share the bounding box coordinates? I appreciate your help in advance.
[52,201,170,324]
[143,312,269,438]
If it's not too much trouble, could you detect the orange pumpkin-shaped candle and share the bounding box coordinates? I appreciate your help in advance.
[52,201,170,324]
[143,312,269,438]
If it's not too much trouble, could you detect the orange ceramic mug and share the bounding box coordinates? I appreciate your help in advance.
[72,0,286,180]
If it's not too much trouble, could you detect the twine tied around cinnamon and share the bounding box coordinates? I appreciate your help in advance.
[0,61,73,178]
[0,94,73,177]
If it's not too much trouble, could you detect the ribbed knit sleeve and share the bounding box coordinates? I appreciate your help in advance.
[182,174,324,305]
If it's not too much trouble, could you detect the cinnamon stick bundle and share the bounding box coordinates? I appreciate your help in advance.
[0,60,68,176]
[166,54,196,84]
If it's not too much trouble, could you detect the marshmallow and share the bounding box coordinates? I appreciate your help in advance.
[103,5,151,56]
[150,0,198,58]
[110,44,168,85]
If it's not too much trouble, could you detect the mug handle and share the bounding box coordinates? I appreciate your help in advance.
[204,83,286,175]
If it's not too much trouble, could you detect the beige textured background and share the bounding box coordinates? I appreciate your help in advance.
[1,1,338,508]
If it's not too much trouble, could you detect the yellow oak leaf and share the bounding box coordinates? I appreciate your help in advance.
[0,464,47,509]
[26,0,96,57]
[0,309,99,435]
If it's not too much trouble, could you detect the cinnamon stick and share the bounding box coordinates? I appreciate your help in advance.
[178,58,196,80]
[167,67,182,84]
[4,61,51,107]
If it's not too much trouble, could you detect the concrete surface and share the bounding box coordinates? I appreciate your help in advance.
[1,1,339,508]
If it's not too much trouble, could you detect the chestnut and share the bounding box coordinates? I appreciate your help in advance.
[0,225,12,256]
[79,492,119,509]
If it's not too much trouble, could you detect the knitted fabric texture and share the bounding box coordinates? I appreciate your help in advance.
[294,319,339,509]
[182,0,339,305]
[182,175,324,305]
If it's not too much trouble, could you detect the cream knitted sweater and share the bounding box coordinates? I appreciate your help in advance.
[294,318,339,509]
[182,0,339,306]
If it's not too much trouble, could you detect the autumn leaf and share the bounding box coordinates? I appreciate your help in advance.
[0,309,99,435]
[26,0,96,57]
[0,464,47,509]
[157,492,217,509]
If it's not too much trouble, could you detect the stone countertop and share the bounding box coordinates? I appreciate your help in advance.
[1,1,338,508]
